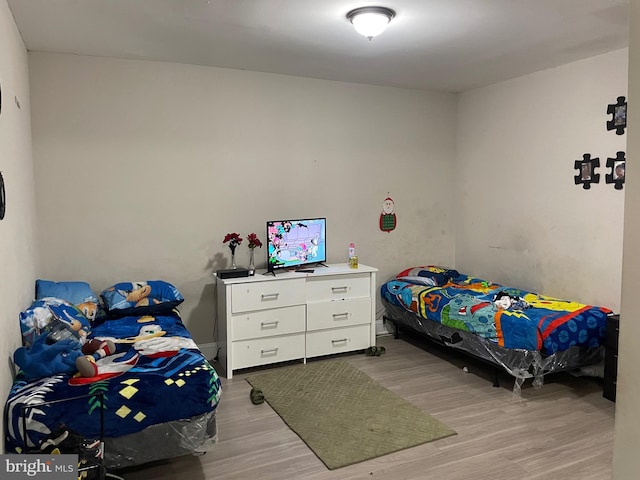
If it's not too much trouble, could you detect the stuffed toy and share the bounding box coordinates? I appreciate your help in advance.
[14,325,116,381]
[14,335,82,380]
[76,338,117,377]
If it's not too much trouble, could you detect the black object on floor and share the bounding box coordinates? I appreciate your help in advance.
[250,387,265,405]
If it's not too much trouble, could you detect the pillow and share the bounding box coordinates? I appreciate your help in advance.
[100,280,184,318]
[19,297,91,347]
[396,275,438,287]
[36,279,97,305]
[396,266,459,286]
[35,279,99,322]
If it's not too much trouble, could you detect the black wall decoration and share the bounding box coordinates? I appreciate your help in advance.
[607,96,627,135]
[0,172,5,220]
[606,151,626,190]
[0,81,3,220]
[574,153,600,189]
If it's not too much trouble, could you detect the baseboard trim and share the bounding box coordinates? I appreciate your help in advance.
[376,319,394,336]
[198,342,219,362]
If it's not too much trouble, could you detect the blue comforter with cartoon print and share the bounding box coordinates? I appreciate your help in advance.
[5,310,222,452]
[381,266,611,354]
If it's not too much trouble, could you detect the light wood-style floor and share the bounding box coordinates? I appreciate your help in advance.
[115,334,615,480]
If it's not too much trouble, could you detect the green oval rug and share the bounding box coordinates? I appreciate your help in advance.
[246,359,456,470]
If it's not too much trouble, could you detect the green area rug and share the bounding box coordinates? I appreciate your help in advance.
[245,359,456,469]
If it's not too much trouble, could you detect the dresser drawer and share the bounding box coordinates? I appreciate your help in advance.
[306,274,370,302]
[231,278,305,313]
[232,333,305,369]
[232,305,306,341]
[306,297,371,332]
[306,324,371,358]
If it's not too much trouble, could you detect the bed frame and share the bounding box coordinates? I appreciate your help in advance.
[383,302,605,392]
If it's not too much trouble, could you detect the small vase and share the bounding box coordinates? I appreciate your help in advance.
[249,249,255,275]
[231,251,237,269]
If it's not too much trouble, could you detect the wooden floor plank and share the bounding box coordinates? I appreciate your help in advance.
[115,334,614,480]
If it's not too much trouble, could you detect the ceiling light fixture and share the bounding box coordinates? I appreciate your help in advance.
[346,6,396,41]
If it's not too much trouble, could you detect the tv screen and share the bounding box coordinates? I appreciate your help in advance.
[267,218,327,272]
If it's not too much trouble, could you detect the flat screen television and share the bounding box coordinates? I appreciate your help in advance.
[266,218,327,273]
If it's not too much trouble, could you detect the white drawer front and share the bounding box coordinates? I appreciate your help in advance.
[306,324,371,358]
[231,278,305,313]
[232,333,305,370]
[306,297,371,332]
[232,305,306,341]
[306,273,370,302]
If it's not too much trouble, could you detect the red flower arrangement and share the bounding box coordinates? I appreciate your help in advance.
[223,232,243,254]
[247,233,263,250]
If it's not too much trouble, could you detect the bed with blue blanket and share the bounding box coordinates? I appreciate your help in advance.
[381,266,612,391]
[4,280,222,470]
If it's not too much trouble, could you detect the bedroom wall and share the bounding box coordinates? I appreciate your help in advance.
[0,0,39,450]
[456,49,628,312]
[28,52,457,345]
[613,2,639,477]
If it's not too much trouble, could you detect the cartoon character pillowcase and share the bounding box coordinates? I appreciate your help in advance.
[100,280,184,319]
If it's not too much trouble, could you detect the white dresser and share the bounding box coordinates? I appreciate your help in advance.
[215,263,377,378]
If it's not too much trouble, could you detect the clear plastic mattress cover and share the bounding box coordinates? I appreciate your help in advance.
[383,303,604,394]
[105,410,218,470]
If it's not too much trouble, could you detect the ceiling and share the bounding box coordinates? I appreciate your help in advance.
[6,0,630,93]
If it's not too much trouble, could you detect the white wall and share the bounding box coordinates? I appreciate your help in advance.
[28,52,458,343]
[456,49,627,311]
[613,3,640,478]
[0,0,39,450]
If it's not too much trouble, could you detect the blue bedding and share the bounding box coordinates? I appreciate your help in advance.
[5,310,222,452]
[381,267,612,354]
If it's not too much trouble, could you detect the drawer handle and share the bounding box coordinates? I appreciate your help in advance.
[333,312,350,320]
[331,338,348,345]
[260,348,279,356]
[261,293,280,300]
[331,286,348,293]
[261,321,279,329]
